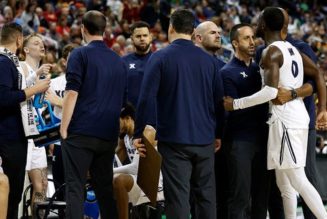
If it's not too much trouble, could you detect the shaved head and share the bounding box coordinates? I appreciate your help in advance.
[195,21,215,36]
[194,21,222,55]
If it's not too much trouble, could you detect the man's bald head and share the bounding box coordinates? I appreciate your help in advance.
[195,21,215,36]
[194,21,222,55]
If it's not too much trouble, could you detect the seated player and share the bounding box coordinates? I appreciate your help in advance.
[113,104,164,219]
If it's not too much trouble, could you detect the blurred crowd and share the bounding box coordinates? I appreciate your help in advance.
[0,0,326,78]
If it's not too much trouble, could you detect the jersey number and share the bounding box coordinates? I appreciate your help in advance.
[291,60,298,78]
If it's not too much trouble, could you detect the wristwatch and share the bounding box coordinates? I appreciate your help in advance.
[291,89,298,100]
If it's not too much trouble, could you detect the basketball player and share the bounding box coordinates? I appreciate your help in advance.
[224,7,327,219]
[20,33,52,216]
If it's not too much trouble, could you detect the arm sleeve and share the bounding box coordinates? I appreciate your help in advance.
[0,58,26,107]
[113,153,139,175]
[233,85,278,110]
[65,49,84,92]
[134,54,161,138]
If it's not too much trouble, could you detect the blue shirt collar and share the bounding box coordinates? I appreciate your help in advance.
[171,38,193,46]
[230,56,254,67]
[88,40,106,47]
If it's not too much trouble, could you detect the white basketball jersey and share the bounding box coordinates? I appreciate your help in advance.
[266,41,309,129]
[113,135,136,167]
[123,134,136,162]
[50,74,66,119]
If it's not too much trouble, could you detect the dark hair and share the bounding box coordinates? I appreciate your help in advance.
[0,22,22,45]
[170,9,195,35]
[120,102,135,120]
[82,10,106,36]
[262,7,284,31]
[130,21,150,34]
[229,23,252,43]
[62,43,78,60]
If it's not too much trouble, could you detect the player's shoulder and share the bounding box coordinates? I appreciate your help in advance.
[263,43,283,57]
[51,74,65,82]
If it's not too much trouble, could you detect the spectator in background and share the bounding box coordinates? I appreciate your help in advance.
[35,7,48,30]
[120,19,131,38]
[122,0,140,23]
[0,6,14,28]
[21,2,40,35]
[43,2,57,24]
[56,15,70,39]
[107,0,124,21]
[139,0,158,27]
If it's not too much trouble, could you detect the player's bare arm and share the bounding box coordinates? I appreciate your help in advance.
[262,45,282,89]
[300,53,327,129]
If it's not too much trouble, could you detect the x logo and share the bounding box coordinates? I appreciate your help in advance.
[129,63,136,69]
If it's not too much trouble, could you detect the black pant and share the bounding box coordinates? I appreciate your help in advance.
[61,134,117,219]
[52,144,65,200]
[158,141,216,219]
[0,139,27,219]
[225,138,270,219]
[301,129,320,219]
[215,146,228,219]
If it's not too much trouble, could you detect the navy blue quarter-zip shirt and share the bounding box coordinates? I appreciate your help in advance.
[221,57,269,141]
[0,55,26,142]
[256,35,317,130]
[122,52,156,126]
[65,40,127,141]
[122,52,152,107]
[134,39,224,145]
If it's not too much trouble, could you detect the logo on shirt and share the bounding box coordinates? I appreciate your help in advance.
[129,63,136,69]
[288,48,295,56]
[240,71,248,78]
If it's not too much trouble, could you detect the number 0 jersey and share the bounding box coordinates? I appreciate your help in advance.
[264,41,309,129]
